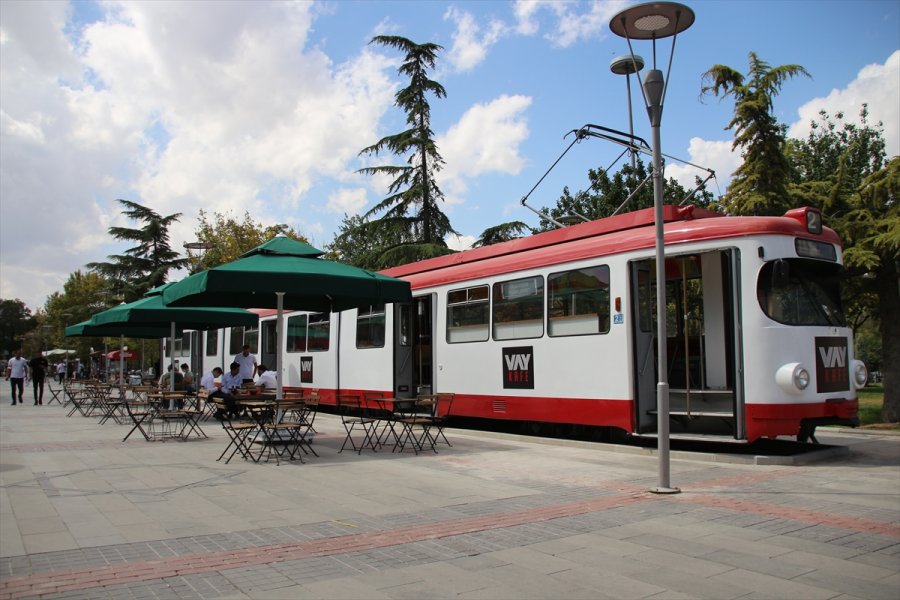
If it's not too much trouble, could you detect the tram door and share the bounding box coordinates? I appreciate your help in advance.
[631,264,657,433]
[630,250,741,437]
[260,320,277,376]
[394,295,434,398]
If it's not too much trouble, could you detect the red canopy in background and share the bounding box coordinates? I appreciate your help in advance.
[107,350,138,360]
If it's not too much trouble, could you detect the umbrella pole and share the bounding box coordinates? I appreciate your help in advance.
[119,335,125,387]
[170,322,177,393]
[276,292,284,400]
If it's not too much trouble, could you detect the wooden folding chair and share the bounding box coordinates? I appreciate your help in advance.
[46,384,65,406]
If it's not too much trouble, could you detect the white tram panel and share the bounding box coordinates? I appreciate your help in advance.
[339,308,395,392]
[427,255,632,402]
[258,311,339,392]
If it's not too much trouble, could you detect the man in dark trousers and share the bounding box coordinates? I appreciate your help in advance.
[6,350,28,405]
[28,353,49,405]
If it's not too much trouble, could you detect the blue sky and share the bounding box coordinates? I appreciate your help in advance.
[1,0,898,312]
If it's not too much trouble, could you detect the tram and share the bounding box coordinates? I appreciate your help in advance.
[170,204,866,443]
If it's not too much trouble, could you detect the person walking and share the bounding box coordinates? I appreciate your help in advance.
[56,361,66,384]
[28,353,49,405]
[6,350,29,405]
[233,344,258,384]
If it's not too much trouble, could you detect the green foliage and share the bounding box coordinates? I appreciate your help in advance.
[193,210,306,269]
[86,199,189,301]
[702,52,810,215]
[357,36,456,264]
[473,221,535,248]
[0,298,36,356]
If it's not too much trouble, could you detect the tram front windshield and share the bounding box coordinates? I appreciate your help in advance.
[757,258,846,327]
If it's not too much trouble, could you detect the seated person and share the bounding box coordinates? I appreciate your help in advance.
[159,364,184,391]
[255,364,277,392]
[202,366,238,420]
[181,363,195,395]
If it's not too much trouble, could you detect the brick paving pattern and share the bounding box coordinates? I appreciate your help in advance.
[1,387,898,599]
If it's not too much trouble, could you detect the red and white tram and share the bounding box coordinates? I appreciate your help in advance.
[175,204,866,443]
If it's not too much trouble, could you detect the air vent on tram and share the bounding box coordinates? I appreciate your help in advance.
[492,399,507,413]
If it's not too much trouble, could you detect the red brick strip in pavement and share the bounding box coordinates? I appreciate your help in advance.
[679,494,900,538]
[5,464,898,599]
[0,491,651,599]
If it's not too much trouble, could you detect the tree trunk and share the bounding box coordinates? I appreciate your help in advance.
[878,258,900,422]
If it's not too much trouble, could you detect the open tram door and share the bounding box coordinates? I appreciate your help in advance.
[394,295,434,399]
[630,249,744,439]
[260,319,277,376]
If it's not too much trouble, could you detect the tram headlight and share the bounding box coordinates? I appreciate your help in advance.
[776,362,810,394]
[852,360,868,389]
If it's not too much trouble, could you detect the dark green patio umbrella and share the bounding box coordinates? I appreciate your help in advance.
[84,286,259,389]
[66,320,175,339]
[162,236,412,397]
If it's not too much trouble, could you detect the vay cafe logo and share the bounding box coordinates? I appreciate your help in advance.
[300,356,313,383]
[502,346,534,390]
[815,337,848,393]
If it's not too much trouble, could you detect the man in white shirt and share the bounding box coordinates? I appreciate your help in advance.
[5,350,29,405]
[233,345,258,384]
[255,364,277,391]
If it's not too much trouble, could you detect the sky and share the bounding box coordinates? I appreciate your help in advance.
[1,0,898,313]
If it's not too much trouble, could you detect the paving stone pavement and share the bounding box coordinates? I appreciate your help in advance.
[0,383,897,599]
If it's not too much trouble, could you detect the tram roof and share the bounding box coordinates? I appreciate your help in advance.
[380,205,842,289]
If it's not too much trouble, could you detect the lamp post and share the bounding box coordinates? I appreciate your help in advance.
[610,2,694,494]
[610,54,644,174]
[183,241,213,274]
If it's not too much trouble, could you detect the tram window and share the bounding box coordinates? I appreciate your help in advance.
[287,315,308,352]
[243,326,259,353]
[493,275,544,340]
[757,259,845,326]
[356,304,386,349]
[205,329,218,356]
[308,313,330,351]
[180,332,191,357]
[229,327,245,355]
[548,266,610,336]
[447,285,489,343]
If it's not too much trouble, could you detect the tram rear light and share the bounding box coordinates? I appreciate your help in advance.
[852,360,868,389]
[776,362,810,394]
[615,296,621,312]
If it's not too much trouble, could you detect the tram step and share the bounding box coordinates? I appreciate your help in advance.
[647,410,734,417]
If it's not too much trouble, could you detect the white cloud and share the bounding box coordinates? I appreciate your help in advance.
[444,6,508,73]
[0,0,399,310]
[327,187,368,215]
[665,138,740,197]
[447,233,475,251]
[788,51,900,158]
[437,94,532,202]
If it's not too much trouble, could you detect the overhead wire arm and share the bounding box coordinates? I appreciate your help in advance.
[570,123,651,156]
[519,133,585,228]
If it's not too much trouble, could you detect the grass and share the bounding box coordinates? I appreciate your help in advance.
[856,384,899,429]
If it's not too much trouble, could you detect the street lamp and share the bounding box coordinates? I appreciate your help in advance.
[610,2,695,495]
[610,54,644,174]
[183,241,213,274]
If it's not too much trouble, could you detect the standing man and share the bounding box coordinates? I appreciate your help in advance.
[6,350,29,405]
[56,361,66,384]
[28,353,49,405]
[233,344,258,384]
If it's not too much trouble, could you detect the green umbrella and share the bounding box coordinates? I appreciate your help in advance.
[66,320,174,339]
[163,237,412,398]
[85,286,259,390]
